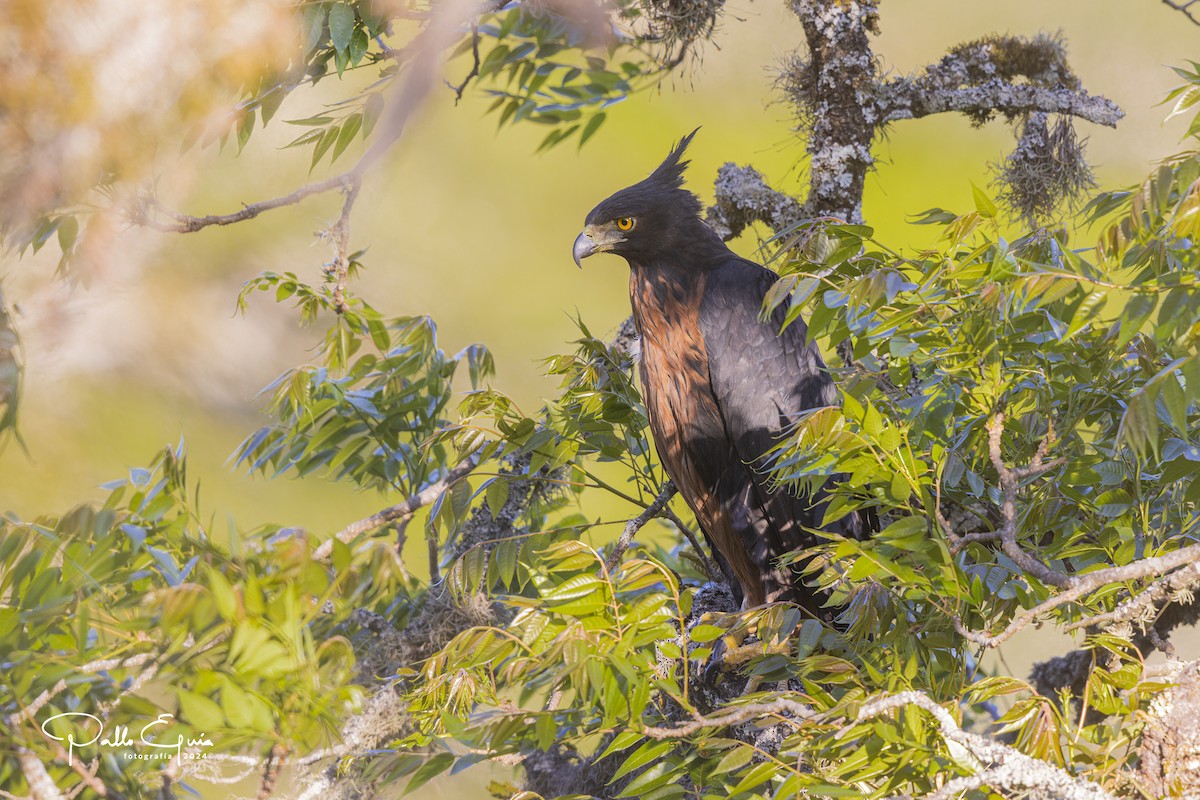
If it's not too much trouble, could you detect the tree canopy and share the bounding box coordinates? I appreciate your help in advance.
[2,2,1200,800]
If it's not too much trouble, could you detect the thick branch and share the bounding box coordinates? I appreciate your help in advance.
[787,0,881,223]
[314,456,478,561]
[879,80,1122,127]
[706,163,805,241]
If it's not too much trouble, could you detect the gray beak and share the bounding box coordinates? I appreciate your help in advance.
[572,231,596,268]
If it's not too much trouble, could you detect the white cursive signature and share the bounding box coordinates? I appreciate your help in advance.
[41,712,214,766]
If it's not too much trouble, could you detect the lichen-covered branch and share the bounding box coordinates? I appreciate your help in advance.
[642,698,816,739]
[954,542,1200,648]
[1063,560,1200,635]
[706,163,805,240]
[857,692,1117,800]
[774,16,1122,225]
[877,34,1122,127]
[785,0,881,223]
[879,80,1121,127]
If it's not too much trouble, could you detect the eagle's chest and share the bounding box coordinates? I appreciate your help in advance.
[628,270,724,482]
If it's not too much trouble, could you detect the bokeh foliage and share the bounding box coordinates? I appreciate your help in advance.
[3,2,1200,799]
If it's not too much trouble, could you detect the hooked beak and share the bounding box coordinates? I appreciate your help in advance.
[572,231,595,268]
[572,225,624,268]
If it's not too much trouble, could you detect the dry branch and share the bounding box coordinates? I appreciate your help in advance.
[602,481,678,572]
[138,0,486,235]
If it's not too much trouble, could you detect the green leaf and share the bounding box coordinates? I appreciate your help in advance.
[349,27,369,66]
[611,739,674,785]
[1064,290,1107,340]
[971,183,998,219]
[57,215,78,252]
[328,3,356,54]
[176,689,225,730]
[405,752,455,795]
[579,112,606,147]
[332,113,362,162]
[311,126,339,169]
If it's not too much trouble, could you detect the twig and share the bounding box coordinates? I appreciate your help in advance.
[449,22,481,103]
[602,481,677,572]
[1162,0,1200,24]
[666,507,718,580]
[986,414,1071,588]
[139,0,484,235]
[257,743,287,800]
[9,652,155,726]
[642,698,816,739]
[325,178,362,315]
[138,175,356,233]
[954,542,1200,647]
[38,738,113,799]
[857,692,1116,800]
[314,456,479,560]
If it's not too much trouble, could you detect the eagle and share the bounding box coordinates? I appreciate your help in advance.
[572,131,874,617]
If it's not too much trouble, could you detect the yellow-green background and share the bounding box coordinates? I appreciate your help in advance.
[1,1,1197,795]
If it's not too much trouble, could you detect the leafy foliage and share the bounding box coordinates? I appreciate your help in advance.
[6,5,1200,800]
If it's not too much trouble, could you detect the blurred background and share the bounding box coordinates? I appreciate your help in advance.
[1,0,1197,688]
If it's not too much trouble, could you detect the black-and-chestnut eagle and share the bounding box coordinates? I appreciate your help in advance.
[572,131,875,617]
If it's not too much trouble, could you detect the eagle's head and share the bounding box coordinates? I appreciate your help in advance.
[573,129,708,268]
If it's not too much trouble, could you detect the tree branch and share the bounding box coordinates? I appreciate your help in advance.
[1063,560,1200,634]
[954,541,1200,648]
[15,745,65,800]
[986,414,1071,589]
[856,692,1116,800]
[324,178,362,315]
[9,652,155,726]
[880,80,1123,127]
[642,698,816,739]
[1161,0,1200,25]
[314,456,479,561]
[449,21,481,103]
[137,0,485,235]
[706,163,805,241]
[602,481,677,572]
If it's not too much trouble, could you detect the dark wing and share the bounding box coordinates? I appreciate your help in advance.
[698,256,871,612]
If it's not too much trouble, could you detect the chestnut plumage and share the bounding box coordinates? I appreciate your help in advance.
[573,130,875,615]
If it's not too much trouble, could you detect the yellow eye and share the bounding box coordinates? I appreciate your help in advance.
[616,217,635,231]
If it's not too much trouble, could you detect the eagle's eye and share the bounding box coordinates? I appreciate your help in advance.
[615,217,635,232]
